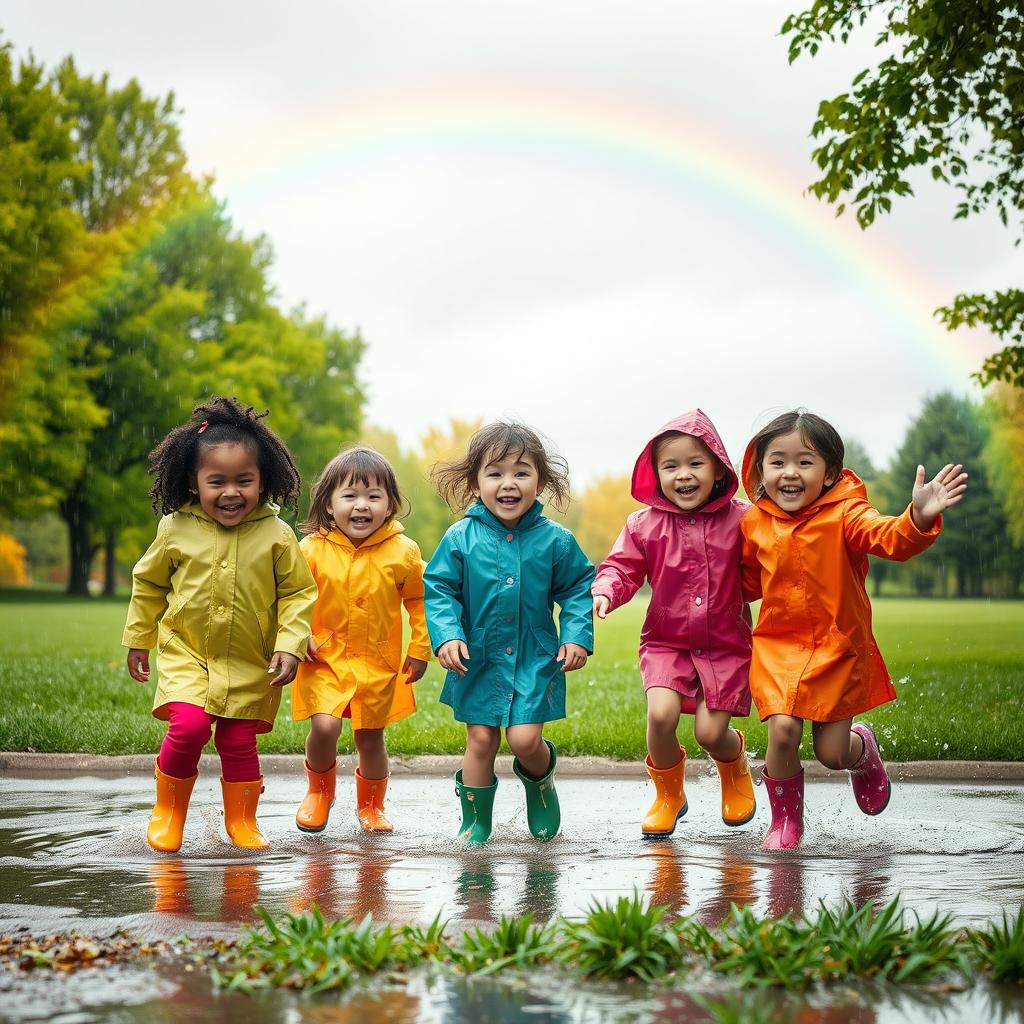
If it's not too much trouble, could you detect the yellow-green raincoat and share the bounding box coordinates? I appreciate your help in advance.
[291,521,431,730]
[122,501,317,731]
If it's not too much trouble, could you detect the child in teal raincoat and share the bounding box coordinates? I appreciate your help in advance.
[425,421,595,844]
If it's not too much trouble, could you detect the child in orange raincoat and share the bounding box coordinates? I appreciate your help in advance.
[740,410,967,850]
[292,447,431,834]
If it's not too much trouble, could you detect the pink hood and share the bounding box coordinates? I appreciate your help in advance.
[631,409,739,515]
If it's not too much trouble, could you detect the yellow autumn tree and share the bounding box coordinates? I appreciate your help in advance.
[0,534,29,586]
[575,475,643,564]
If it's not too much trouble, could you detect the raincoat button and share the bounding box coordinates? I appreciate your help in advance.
[355,597,366,607]
[694,596,702,606]
[506,577,514,585]
[689,517,696,525]
[506,646,513,655]
[220,560,228,568]
[695,648,702,656]
[505,615,513,622]
[506,533,514,542]
[218,605,226,614]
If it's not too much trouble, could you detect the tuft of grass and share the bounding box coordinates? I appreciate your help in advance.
[970,907,1024,983]
[813,899,970,985]
[450,913,559,976]
[557,891,687,981]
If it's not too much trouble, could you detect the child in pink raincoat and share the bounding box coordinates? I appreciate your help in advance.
[592,410,755,838]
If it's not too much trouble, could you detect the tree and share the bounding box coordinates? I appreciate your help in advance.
[886,392,1015,596]
[843,438,877,481]
[574,475,642,564]
[983,385,1024,549]
[782,2,1024,385]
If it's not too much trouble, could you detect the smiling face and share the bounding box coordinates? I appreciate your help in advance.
[760,430,838,513]
[193,442,262,527]
[472,448,541,527]
[328,474,393,543]
[655,433,724,512]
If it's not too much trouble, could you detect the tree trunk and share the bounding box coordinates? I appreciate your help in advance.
[62,484,93,597]
[103,527,117,597]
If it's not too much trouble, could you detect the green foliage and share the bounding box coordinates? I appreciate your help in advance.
[969,907,1024,983]
[781,1,1024,386]
[451,913,559,975]
[557,892,687,981]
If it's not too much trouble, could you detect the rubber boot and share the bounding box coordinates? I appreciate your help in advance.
[296,760,336,833]
[148,762,198,853]
[221,777,269,850]
[355,769,393,832]
[849,723,891,815]
[513,739,561,842]
[642,748,687,838]
[454,769,498,845]
[761,768,804,851]
[712,730,757,826]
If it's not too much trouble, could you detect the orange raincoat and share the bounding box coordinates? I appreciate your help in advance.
[740,445,941,723]
[291,520,431,730]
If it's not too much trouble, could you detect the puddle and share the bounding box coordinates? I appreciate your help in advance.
[1,772,1022,941]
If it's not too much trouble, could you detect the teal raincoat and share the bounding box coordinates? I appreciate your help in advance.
[424,500,595,726]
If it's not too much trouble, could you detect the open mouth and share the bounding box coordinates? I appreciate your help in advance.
[219,504,245,514]
[497,496,521,507]
[779,486,803,499]
[675,485,699,497]
[350,515,373,527]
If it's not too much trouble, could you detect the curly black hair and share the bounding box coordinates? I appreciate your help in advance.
[148,397,302,515]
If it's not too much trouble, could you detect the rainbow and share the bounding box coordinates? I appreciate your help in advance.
[210,84,990,381]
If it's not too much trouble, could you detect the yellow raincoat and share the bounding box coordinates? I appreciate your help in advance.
[122,501,317,731]
[292,520,431,730]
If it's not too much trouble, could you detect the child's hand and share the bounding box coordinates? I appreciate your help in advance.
[127,648,150,683]
[593,595,611,619]
[558,643,588,672]
[403,656,428,685]
[268,651,299,687]
[305,637,319,661]
[437,640,470,676]
[911,463,968,531]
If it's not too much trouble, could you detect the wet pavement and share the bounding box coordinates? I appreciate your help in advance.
[1,769,1023,1023]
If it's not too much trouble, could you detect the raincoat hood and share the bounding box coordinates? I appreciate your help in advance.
[631,409,738,516]
[319,518,406,551]
[741,438,866,520]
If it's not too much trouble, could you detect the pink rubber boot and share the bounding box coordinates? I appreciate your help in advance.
[761,769,804,851]
[849,723,891,815]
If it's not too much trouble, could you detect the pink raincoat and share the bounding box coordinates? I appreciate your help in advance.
[592,410,752,716]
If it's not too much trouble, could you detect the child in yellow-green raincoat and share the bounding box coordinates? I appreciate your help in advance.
[123,398,317,854]
[292,447,431,835]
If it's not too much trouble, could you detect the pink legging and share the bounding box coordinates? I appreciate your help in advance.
[157,702,261,782]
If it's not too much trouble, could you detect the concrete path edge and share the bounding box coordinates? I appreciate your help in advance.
[1,752,1023,781]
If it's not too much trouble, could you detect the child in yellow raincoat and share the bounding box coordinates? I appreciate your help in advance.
[292,447,431,834]
[123,397,318,853]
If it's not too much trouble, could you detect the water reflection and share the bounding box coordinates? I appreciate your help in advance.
[644,842,687,917]
[765,856,805,919]
[455,865,497,923]
[149,859,260,924]
[517,860,560,922]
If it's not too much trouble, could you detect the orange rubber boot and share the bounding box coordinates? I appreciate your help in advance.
[642,748,688,838]
[148,762,198,853]
[712,730,757,826]
[221,777,269,849]
[355,769,393,832]
[296,761,337,833]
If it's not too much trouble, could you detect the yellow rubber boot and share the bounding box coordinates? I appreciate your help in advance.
[712,729,757,826]
[221,777,269,849]
[296,761,337,833]
[642,748,688,838]
[148,762,198,853]
[355,769,393,832]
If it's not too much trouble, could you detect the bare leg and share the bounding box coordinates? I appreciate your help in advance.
[811,719,863,770]
[646,687,684,768]
[765,714,804,778]
[693,698,741,761]
[305,713,343,773]
[463,724,501,787]
[506,723,550,779]
[354,727,388,779]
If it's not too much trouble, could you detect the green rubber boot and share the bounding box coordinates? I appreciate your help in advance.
[513,739,561,842]
[454,770,498,846]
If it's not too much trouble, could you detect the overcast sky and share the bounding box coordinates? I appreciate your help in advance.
[4,2,1012,485]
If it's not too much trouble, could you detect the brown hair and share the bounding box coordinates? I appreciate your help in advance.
[300,446,405,535]
[747,410,845,499]
[431,421,571,513]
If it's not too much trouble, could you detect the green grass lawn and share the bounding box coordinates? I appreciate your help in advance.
[0,591,1021,759]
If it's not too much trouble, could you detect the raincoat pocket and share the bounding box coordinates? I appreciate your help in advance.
[255,607,273,661]
[531,622,559,659]
[377,640,401,672]
[311,630,337,661]
[467,626,489,669]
